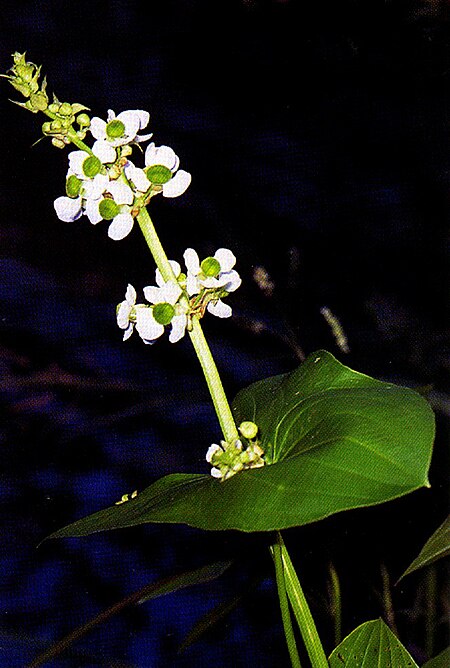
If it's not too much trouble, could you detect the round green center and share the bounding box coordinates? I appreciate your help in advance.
[66,174,82,198]
[153,302,175,325]
[106,119,125,139]
[98,198,120,220]
[82,155,102,178]
[201,257,221,277]
[145,165,173,185]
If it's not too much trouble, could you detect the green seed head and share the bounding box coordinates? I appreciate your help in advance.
[98,198,120,220]
[106,119,125,139]
[66,174,82,198]
[153,302,175,325]
[145,165,172,185]
[82,155,102,178]
[201,257,221,277]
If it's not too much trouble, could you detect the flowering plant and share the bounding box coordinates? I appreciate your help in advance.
[4,53,446,667]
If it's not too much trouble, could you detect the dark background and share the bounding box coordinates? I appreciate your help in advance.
[0,1,449,666]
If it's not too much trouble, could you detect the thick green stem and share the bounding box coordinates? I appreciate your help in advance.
[136,206,239,444]
[279,535,329,668]
[273,535,303,668]
[188,317,239,444]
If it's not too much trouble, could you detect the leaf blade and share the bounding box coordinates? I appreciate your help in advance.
[328,618,419,667]
[47,350,435,536]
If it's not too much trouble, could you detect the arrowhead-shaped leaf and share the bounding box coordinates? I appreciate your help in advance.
[399,515,450,581]
[328,618,419,667]
[47,350,435,537]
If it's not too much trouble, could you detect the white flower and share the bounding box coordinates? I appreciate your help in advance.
[85,180,135,240]
[183,248,241,318]
[144,143,191,198]
[90,109,152,150]
[54,145,117,225]
[117,284,137,341]
[68,147,116,184]
[143,271,188,343]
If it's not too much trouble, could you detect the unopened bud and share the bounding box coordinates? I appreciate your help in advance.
[76,113,90,128]
[238,421,258,440]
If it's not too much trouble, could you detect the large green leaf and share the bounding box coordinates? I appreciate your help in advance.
[328,618,419,667]
[399,515,450,581]
[47,350,435,537]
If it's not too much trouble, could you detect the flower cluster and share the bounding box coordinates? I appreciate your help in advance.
[53,108,191,240]
[1,52,49,113]
[206,421,265,481]
[117,248,241,344]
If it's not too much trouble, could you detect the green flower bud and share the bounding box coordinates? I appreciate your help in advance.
[153,302,175,325]
[52,138,66,149]
[48,102,59,114]
[239,421,259,440]
[201,257,221,277]
[59,102,73,116]
[29,90,48,112]
[99,198,120,220]
[76,113,90,128]
[145,165,172,185]
[50,119,62,131]
[15,63,34,82]
[66,174,82,198]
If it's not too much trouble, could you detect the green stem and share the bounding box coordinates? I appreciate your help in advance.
[136,205,239,444]
[273,535,303,668]
[189,316,239,445]
[279,535,329,668]
[328,563,342,646]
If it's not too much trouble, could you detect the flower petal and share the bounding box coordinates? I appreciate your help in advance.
[108,213,134,240]
[84,173,110,200]
[160,281,182,304]
[90,116,107,141]
[143,285,162,304]
[107,180,134,205]
[117,110,140,139]
[145,144,178,171]
[85,198,103,224]
[117,301,132,329]
[214,248,236,273]
[162,170,192,198]
[92,139,116,163]
[183,248,200,274]
[222,270,242,292]
[125,163,151,193]
[206,443,222,463]
[68,151,88,177]
[169,315,187,343]
[207,300,232,318]
[135,309,164,342]
[123,323,134,341]
[54,196,83,222]
[125,283,136,305]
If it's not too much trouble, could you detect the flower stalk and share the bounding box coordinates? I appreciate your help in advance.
[136,204,239,444]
